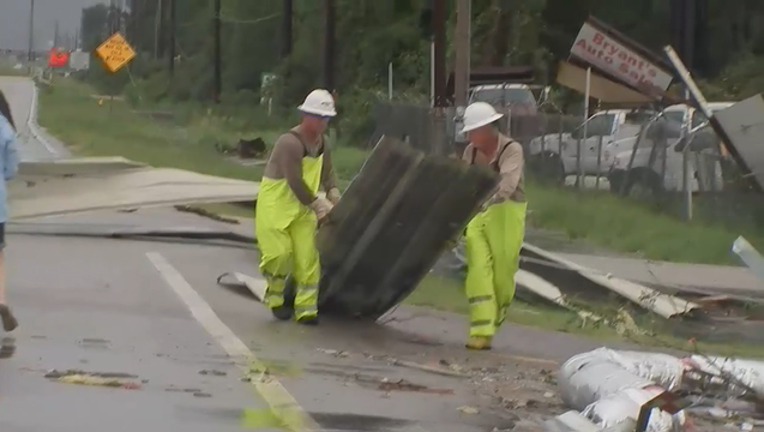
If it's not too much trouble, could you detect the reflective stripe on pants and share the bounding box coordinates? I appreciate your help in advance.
[465,200,527,337]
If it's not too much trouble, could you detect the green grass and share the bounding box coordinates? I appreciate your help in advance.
[409,274,764,358]
[525,184,755,265]
[38,78,757,267]
[37,78,369,184]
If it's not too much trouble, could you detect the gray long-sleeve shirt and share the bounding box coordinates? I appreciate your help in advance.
[262,128,338,206]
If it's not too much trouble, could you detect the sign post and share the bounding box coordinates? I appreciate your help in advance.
[569,20,673,99]
[95,32,136,74]
[94,32,137,114]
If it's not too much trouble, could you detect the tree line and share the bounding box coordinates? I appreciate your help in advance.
[79,0,764,108]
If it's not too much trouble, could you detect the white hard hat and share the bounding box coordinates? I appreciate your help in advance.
[460,102,504,134]
[298,89,337,117]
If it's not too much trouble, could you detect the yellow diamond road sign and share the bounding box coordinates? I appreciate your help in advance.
[95,32,136,73]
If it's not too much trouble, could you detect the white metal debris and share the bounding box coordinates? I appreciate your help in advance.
[216,272,266,302]
[732,236,764,284]
[522,243,699,319]
[8,157,259,220]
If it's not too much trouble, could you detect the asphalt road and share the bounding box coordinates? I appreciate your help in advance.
[1,77,545,432]
[0,77,69,161]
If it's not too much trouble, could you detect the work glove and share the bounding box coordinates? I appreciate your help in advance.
[327,187,342,205]
[309,197,334,222]
[478,192,501,213]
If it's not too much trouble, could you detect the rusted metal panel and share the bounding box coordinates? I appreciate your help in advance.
[316,136,498,319]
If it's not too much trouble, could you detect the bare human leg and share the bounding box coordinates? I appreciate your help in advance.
[0,251,18,332]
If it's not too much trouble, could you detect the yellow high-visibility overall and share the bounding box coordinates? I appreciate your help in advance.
[465,143,527,338]
[255,137,323,321]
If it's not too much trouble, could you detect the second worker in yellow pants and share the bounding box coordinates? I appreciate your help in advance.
[459,102,527,350]
[255,89,342,326]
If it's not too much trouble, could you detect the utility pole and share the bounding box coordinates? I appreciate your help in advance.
[431,0,447,155]
[109,0,115,33]
[454,0,471,108]
[156,0,165,59]
[671,0,696,221]
[432,0,446,108]
[322,0,336,92]
[213,0,222,103]
[281,0,293,59]
[28,0,35,62]
[54,20,59,49]
[127,0,138,46]
[168,0,175,76]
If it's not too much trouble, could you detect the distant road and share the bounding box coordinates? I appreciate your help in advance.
[0,76,69,161]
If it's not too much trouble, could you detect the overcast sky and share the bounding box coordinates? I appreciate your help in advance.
[0,0,107,51]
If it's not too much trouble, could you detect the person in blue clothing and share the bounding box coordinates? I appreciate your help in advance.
[0,90,19,332]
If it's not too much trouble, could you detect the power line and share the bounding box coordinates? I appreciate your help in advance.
[28,0,35,61]
[216,13,281,25]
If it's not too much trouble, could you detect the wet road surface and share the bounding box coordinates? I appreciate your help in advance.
[2,210,516,432]
[1,75,645,431]
[1,76,530,431]
[0,77,69,161]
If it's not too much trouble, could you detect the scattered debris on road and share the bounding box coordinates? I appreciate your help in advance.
[390,357,468,378]
[458,406,480,415]
[376,377,454,395]
[0,337,15,359]
[174,204,241,225]
[199,369,227,377]
[45,370,142,389]
[317,348,350,358]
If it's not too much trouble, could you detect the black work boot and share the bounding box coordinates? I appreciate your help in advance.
[296,315,319,326]
[270,305,293,321]
[0,304,18,332]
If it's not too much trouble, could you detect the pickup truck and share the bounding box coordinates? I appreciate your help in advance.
[527,109,655,182]
[606,102,734,197]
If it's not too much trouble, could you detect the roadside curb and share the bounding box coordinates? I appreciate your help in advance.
[25,78,69,158]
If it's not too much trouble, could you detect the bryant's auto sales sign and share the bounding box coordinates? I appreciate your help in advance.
[570,21,673,97]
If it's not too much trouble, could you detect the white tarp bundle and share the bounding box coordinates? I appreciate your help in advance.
[582,387,681,432]
[559,348,690,432]
[560,348,764,431]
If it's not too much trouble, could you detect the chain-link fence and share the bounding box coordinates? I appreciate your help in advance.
[372,101,756,224]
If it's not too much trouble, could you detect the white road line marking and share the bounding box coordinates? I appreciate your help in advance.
[27,81,59,156]
[146,251,321,431]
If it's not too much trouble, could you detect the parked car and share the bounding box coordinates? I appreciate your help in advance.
[606,102,734,198]
[527,109,655,183]
[454,84,540,148]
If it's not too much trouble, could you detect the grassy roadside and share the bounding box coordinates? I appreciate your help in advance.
[37,78,369,184]
[411,275,764,358]
[38,78,755,266]
[37,77,764,357]
[526,185,755,265]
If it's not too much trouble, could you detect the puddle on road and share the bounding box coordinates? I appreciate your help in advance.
[0,337,16,359]
[311,412,413,431]
[240,409,413,431]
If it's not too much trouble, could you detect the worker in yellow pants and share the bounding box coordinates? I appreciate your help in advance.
[255,89,342,326]
[459,102,528,350]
